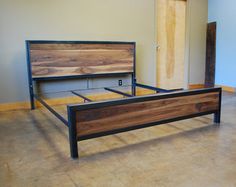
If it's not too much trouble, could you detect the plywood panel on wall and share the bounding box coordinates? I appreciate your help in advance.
[156,0,186,89]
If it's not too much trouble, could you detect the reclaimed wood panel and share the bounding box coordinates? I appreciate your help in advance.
[29,43,134,78]
[205,22,216,87]
[76,92,219,137]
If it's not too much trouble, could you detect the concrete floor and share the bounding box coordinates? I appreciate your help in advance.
[1,92,236,187]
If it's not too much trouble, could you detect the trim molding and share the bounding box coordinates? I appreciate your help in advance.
[189,84,235,93]
[188,84,205,90]
[0,102,30,112]
[0,88,154,112]
[216,85,235,93]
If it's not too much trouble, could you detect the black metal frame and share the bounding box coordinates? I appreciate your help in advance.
[71,91,93,102]
[104,87,133,97]
[26,40,222,159]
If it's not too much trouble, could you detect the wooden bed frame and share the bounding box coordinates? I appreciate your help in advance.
[26,40,222,159]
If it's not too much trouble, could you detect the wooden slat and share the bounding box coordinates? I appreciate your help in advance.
[76,92,219,137]
[30,43,134,78]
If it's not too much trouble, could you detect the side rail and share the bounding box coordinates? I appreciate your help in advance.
[67,87,222,158]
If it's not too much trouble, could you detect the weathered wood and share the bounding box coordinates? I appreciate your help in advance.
[76,92,219,137]
[205,22,216,87]
[29,43,134,78]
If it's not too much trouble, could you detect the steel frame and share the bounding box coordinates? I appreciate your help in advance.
[104,87,133,97]
[71,91,93,102]
[26,40,222,159]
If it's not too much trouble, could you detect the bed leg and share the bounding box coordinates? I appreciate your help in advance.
[69,124,79,159]
[69,135,78,159]
[214,88,222,124]
[68,108,79,159]
[214,111,221,124]
[30,90,35,110]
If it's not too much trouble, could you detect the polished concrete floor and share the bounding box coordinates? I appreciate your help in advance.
[1,92,236,187]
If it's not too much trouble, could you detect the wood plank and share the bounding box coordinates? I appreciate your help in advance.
[30,43,134,78]
[30,43,134,50]
[189,84,205,90]
[76,92,219,137]
[205,22,217,87]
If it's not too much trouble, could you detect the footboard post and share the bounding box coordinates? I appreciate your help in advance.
[214,111,221,124]
[67,107,78,159]
[214,88,222,124]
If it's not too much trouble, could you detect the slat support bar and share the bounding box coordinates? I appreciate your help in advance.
[104,87,133,97]
[34,95,69,126]
[71,91,93,102]
[136,83,183,93]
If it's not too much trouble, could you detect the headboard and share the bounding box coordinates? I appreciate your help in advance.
[26,41,136,80]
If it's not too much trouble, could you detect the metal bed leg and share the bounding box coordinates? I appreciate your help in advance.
[68,107,79,159]
[214,88,222,124]
[131,74,136,96]
[214,112,221,123]
[29,84,35,110]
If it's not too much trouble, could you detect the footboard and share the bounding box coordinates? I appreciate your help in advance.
[67,87,222,158]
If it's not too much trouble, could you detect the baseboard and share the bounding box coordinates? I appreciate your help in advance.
[216,85,235,93]
[0,102,30,112]
[188,84,205,89]
[188,84,235,93]
[0,88,154,112]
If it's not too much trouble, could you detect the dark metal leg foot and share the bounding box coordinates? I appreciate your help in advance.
[68,108,79,159]
[69,125,79,159]
[30,98,35,110]
[214,112,221,124]
[70,142,79,159]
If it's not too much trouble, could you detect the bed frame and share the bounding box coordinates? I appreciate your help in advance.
[26,40,222,159]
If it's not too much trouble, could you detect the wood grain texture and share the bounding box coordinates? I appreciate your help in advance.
[156,0,186,89]
[205,22,216,87]
[189,84,205,90]
[76,92,219,137]
[29,43,134,78]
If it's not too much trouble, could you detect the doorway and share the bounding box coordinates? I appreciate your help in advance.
[156,0,187,89]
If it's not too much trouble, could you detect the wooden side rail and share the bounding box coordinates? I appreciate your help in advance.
[67,87,222,158]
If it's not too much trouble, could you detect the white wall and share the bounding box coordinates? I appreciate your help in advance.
[0,0,156,103]
[209,0,236,87]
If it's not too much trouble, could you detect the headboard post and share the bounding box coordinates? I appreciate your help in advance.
[26,40,35,109]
